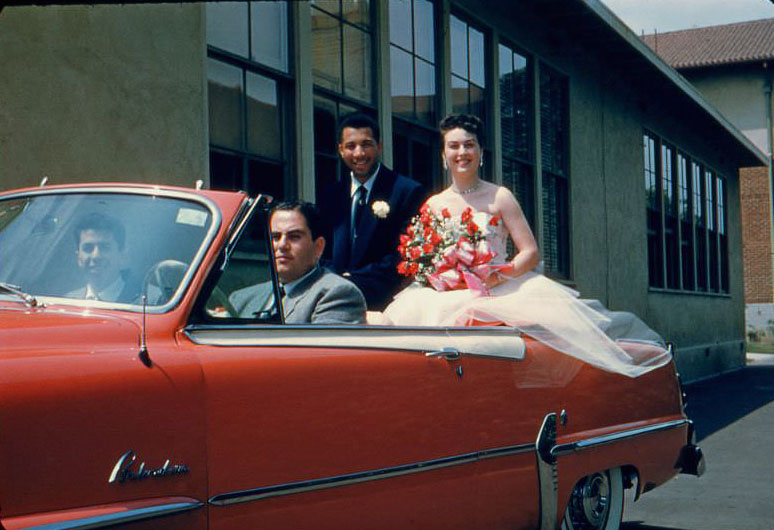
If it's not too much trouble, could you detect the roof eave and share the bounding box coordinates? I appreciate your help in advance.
[580,0,769,167]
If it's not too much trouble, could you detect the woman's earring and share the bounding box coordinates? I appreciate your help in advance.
[479,154,484,168]
[443,158,448,171]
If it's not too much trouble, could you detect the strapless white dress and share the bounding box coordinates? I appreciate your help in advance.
[383,211,671,377]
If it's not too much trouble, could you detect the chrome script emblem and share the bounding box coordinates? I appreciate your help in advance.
[108,450,189,484]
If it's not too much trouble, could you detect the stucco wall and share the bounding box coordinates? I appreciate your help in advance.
[684,67,770,157]
[0,5,208,191]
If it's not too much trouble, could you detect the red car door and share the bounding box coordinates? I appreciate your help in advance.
[184,326,483,529]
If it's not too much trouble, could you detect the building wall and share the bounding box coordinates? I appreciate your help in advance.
[683,66,770,156]
[0,5,208,191]
[740,165,773,302]
[0,2,756,380]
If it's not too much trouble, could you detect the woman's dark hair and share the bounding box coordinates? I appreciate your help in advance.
[272,200,323,240]
[439,114,485,148]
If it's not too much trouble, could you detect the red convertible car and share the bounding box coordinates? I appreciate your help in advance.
[0,183,703,530]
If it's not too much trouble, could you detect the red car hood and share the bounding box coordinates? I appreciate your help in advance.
[0,306,140,360]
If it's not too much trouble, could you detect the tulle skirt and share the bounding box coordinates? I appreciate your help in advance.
[383,271,671,377]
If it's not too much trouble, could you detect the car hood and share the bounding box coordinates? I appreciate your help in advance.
[0,306,140,359]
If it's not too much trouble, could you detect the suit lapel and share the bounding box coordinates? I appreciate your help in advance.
[331,184,352,269]
[283,267,323,320]
[350,169,395,267]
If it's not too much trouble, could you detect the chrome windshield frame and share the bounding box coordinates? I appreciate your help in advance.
[0,186,223,314]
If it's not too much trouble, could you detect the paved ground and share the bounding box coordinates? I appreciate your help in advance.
[622,354,774,530]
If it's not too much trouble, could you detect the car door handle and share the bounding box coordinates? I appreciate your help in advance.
[426,347,462,361]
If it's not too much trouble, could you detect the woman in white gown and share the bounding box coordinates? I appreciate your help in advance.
[383,114,671,377]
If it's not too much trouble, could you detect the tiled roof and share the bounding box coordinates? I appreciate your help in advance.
[642,18,774,69]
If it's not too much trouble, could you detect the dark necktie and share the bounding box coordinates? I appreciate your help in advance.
[351,185,367,244]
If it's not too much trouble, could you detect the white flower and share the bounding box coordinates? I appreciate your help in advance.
[372,200,390,219]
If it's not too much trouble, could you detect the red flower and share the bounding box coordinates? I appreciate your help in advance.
[410,246,422,260]
[429,231,443,245]
[489,215,501,226]
[407,262,419,275]
[422,243,435,254]
[400,233,411,245]
[460,207,473,224]
[441,208,451,218]
[466,221,479,236]
[397,261,409,276]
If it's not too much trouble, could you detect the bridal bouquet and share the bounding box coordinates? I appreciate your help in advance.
[397,204,503,295]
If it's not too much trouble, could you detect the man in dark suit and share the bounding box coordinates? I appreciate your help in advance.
[230,201,366,324]
[322,113,425,310]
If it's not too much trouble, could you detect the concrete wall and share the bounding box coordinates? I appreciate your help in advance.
[684,66,770,157]
[0,5,208,191]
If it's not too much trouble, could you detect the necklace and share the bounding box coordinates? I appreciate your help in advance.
[451,180,481,195]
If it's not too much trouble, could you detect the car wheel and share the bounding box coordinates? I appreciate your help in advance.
[561,467,624,530]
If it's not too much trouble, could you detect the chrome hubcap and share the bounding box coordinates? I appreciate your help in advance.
[568,472,611,529]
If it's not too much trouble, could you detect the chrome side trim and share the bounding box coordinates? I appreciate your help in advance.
[185,325,526,361]
[209,443,534,506]
[536,413,559,530]
[551,419,689,457]
[25,501,203,530]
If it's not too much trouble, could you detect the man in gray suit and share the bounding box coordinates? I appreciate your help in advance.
[230,201,366,324]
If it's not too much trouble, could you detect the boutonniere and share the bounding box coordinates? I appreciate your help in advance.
[372,200,390,219]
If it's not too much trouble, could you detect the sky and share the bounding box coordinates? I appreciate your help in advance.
[601,0,774,35]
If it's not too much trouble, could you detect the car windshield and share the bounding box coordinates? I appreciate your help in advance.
[0,190,215,309]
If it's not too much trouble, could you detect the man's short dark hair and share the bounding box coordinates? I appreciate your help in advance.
[73,212,126,250]
[337,112,380,143]
[439,113,486,148]
[272,201,323,240]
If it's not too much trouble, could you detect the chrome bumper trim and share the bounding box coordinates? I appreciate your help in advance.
[209,443,534,506]
[551,419,689,457]
[25,501,203,529]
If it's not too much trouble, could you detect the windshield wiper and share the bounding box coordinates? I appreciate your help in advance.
[0,282,40,308]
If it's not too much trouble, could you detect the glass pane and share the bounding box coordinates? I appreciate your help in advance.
[311,0,340,17]
[391,46,414,119]
[207,2,248,57]
[499,46,515,156]
[208,59,243,151]
[251,1,289,72]
[393,132,410,178]
[342,0,371,28]
[314,96,338,154]
[343,25,372,102]
[248,158,284,200]
[389,0,412,49]
[246,72,280,159]
[414,0,434,62]
[312,8,342,92]
[415,58,436,124]
[451,75,468,115]
[210,150,243,191]
[469,83,485,122]
[450,15,468,78]
[315,154,340,204]
[468,26,485,88]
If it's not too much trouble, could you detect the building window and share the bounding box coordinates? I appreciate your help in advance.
[206,2,291,198]
[449,14,486,121]
[389,0,437,125]
[311,0,373,104]
[540,64,569,278]
[499,42,534,228]
[389,0,438,191]
[644,131,728,293]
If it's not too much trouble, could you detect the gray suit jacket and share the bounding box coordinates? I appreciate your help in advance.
[229,267,366,324]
